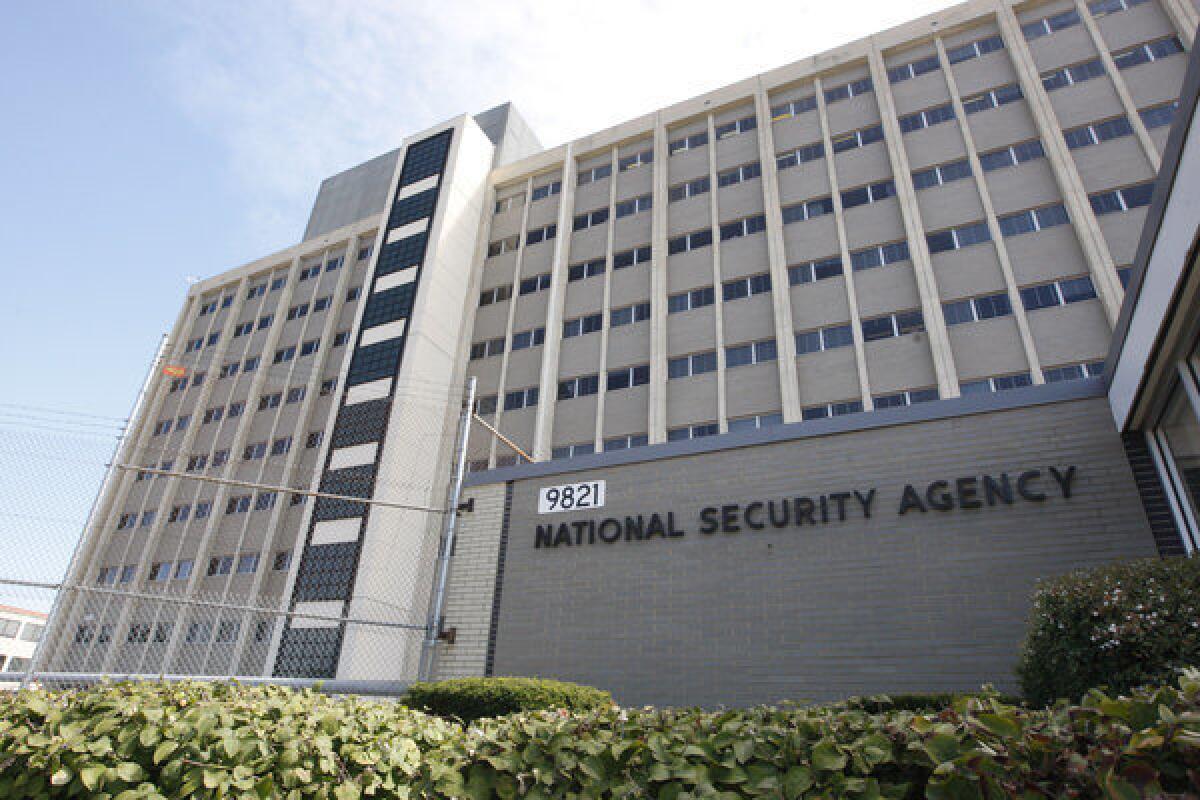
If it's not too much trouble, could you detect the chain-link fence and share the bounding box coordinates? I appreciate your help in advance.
[0,373,477,695]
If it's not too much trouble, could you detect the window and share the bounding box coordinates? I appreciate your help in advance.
[668,286,715,313]
[667,228,713,255]
[725,339,777,368]
[563,313,603,338]
[270,436,292,456]
[476,395,498,415]
[618,149,654,171]
[926,220,991,254]
[358,244,374,260]
[942,292,1012,325]
[168,377,187,393]
[850,241,910,271]
[830,125,884,154]
[150,562,171,582]
[552,443,596,460]
[273,346,295,364]
[287,303,309,321]
[1022,8,1080,40]
[509,326,545,352]
[199,299,218,316]
[610,303,651,328]
[205,332,219,347]
[998,204,1070,236]
[185,337,203,353]
[486,235,520,257]
[572,207,609,231]
[152,419,172,436]
[714,115,756,139]
[175,414,190,431]
[174,560,194,580]
[333,330,351,347]
[212,449,229,467]
[1140,101,1180,130]
[503,386,539,411]
[720,214,767,241]
[723,273,771,302]
[273,550,293,571]
[802,400,864,420]
[243,442,267,461]
[530,180,562,202]
[823,78,873,104]
[912,159,971,190]
[614,245,652,269]
[258,393,281,411]
[237,553,261,574]
[1089,182,1155,215]
[775,141,825,170]
[861,310,925,341]
[194,502,211,520]
[202,406,224,425]
[469,337,506,359]
[1089,0,1148,16]
[326,255,344,272]
[306,431,324,448]
[979,139,1046,171]
[568,259,605,281]
[669,175,711,202]
[186,454,207,472]
[577,163,612,185]
[604,433,650,451]
[795,324,854,354]
[246,283,267,300]
[218,362,239,379]
[207,556,234,576]
[117,512,137,530]
[841,180,896,209]
[558,374,600,400]
[225,495,251,515]
[667,422,720,441]
[1042,59,1105,91]
[789,256,843,285]
[961,373,1034,394]
[270,275,287,291]
[519,273,552,294]
[770,95,818,120]
[242,356,259,372]
[119,565,136,583]
[96,566,118,585]
[525,223,557,246]
[615,194,652,218]
[320,378,337,396]
[228,401,245,418]
[1113,37,1184,70]
[606,364,651,391]
[946,34,1003,64]
[347,286,362,301]
[899,104,955,133]
[1044,361,1106,382]
[479,284,512,306]
[888,55,940,83]
[1020,275,1098,310]
[669,131,709,154]
[717,161,761,188]
[286,386,305,404]
[257,314,273,330]
[781,196,834,223]
[667,350,718,379]
[963,83,1024,114]
[1064,116,1134,149]
[495,193,524,214]
[299,265,320,281]
[874,388,940,408]
[185,622,212,643]
[727,413,784,432]
[300,339,320,357]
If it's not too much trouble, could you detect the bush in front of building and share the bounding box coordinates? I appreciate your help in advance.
[833,690,1022,713]
[400,675,612,722]
[1016,556,1200,707]
[5,672,1200,798]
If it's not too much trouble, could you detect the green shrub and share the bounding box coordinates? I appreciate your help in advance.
[400,676,611,722]
[5,671,1200,798]
[835,690,1023,713]
[1016,556,1200,707]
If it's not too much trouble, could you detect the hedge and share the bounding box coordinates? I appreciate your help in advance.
[400,676,612,722]
[4,671,1200,798]
[1017,556,1200,707]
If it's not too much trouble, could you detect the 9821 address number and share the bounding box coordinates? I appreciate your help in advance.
[537,480,606,514]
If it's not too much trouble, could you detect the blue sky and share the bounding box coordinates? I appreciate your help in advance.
[0,0,957,602]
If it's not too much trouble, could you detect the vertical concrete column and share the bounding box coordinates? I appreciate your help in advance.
[1073,0,1162,169]
[996,4,1125,326]
[814,77,874,410]
[707,114,730,431]
[648,118,671,443]
[593,146,620,449]
[935,37,1045,383]
[490,177,535,466]
[752,80,803,423]
[1158,0,1198,49]
[531,146,576,460]
[867,44,960,399]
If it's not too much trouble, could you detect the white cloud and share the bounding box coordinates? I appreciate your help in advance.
[153,0,959,252]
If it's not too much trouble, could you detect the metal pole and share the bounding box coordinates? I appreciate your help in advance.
[23,333,167,689]
[418,377,476,681]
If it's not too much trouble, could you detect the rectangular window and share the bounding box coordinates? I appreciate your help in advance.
[850,241,910,271]
[246,283,266,300]
[530,180,561,202]
[667,350,718,379]
[1089,182,1155,215]
[874,388,940,408]
[519,273,552,295]
[1064,115,1134,149]
[615,194,652,218]
[714,115,757,139]
[243,441,266,461]
[613,245,652,269]
[781,196,834,224]
[716,161,761,188]
[479,284,512,306]
[603,433,650,451]
[727,413,784,432]
[912,159,971,189]
[775,141,825,171]
[841,180,896,209]
[618,149,654,171]
[286,386,305,404]
[286,303,309,321]
[724,339,777,368]
[898,103,955,134]
[212,449,229,467]
[486,235,520,258]
[888,54,940,83]
[926,220,992,253]
[961,373,1034,394]
[258,392,281,411]
[1020,275,1097,310]
[666,422,720,441]
[979,139,1046,171]
[668,131,708,155]
[794,323,854,354]
[273,346,295,364]
[823,77,873,104]
[568,259,606,281]
[861,310,925,342]
[722,273,771,302]
[270,436,292,456]
[551,443,596,460]
[503,386,539,411]
[572,207,609,231]
[942,292,1012,325]
[225,495,251,515]
[1089,0,1148,16]
[300,339,320,357]
[789,256,843,285]
[1043,361,1105,382]
[525,223,557,246]
[1022,8,1081,40]
[218,361,239,379]
[306,431,324,448]
[667,286,715,314]
[770,95,818,121]
[168,505,189,525]
[562,313,603,338]
[606,363,651,391]
[186,454,207,472]
[946,34,1003,64]
[577,163,612,185]
[1042,58,1105,91]
[719,214,767,241]
[802,400,864,420]
[667,228,713,255]
[962,83,1023,114]
[610,302,650,328]
[830,125,884,154]
[194,502,212,519]
[668,175,711,202]
[1113,36,1184,70]
[510,327,546,351]
[998,203,1070,236]
[207,556,234,576]
[1140,101,1179,130]
[557,374,600,400]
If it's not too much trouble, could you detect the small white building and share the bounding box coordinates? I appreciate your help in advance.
[0,604,47,678]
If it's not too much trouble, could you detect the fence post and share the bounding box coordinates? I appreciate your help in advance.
[418,377,476,682]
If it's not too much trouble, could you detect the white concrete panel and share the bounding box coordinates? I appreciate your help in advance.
[360,320,407,347]
[386,219,429,243]
[329,442,379,470]
[396,174,439,200]
[311,518,364,546]
[345,377,392,405]
[374,269,417,292]
[291,601,346,628]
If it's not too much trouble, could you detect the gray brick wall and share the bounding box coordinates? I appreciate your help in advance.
[484,396,1156,707]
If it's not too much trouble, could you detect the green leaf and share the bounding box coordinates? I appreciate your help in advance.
[115,762,146,782]
[334,783,362,800]
[80,764,106,791]
[50,768,72,786]
[811,741,847,771]
[153,741,176,765]
[732,738,754,764]
[975,713,1020,739]
[783,765,813,799]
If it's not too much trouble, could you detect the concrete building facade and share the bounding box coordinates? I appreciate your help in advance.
[36,0,1200,702]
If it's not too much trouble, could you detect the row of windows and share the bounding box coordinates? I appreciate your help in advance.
[227,286,358,336]
[1090,182,1155,215]
[75,618,277,647]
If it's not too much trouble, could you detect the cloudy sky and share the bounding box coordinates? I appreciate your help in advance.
[0,0,958,589]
